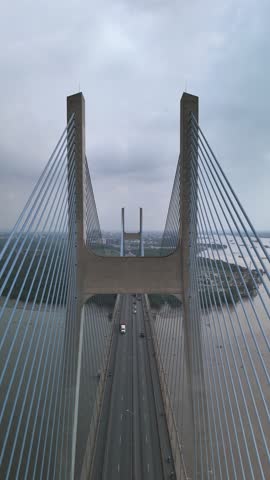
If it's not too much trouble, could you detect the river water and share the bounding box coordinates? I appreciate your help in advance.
[0,299,112,479]
[152,233,270,479]
[1,233,269,479]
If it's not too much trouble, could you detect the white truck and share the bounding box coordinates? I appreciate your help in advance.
[120,323,126,334]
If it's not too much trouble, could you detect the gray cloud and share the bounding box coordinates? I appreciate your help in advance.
[0,0,270,231]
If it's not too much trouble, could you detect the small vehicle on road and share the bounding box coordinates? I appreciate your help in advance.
[140,332,145,338]
[120,323,126,334]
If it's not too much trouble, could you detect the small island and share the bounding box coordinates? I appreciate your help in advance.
[149,258,263,311]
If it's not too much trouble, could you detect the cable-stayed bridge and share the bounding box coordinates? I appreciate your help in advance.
[0,92,269,479]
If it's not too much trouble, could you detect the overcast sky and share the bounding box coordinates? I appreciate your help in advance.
[0,0,269,232]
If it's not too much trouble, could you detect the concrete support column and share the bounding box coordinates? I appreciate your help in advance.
[67,92,86,251]
[139,207,144,256]
[180,93,210,478]
[65,92,86,480]
[120,207,125,257]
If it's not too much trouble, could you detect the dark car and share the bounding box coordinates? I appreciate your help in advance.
[140,332,145,338]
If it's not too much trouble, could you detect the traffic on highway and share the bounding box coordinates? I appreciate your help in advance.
[91,294,175,479]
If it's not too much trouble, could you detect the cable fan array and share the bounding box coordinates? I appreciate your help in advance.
[84,158,104,254]
[75,295,118,478]
[159,157,181,256]
[0,117,78,479]
[148,116,270,479]
[147,294,191,479]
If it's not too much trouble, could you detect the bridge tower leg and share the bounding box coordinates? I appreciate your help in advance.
[120,207,125,256]
[139,207,144,256]
[180,93,210,478]
[64,92,86,480]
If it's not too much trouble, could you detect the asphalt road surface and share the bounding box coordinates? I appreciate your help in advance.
[91,294,175,480]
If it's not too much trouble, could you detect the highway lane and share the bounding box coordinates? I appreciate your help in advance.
[90,294,175,480]
[135,298,163,479]
[101,295,133,480]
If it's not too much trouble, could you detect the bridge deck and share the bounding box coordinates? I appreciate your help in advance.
[90,294,175,479]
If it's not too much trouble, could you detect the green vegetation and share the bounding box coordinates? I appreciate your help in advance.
[88,294,117,310]
[198,258,262,309]
[0,235,118,309]
[148,257,262,311]
[148,294,181,309]
[92,245,120,256]
[0,234,69,305]
[143,248,162,257]
[102,247,119,256]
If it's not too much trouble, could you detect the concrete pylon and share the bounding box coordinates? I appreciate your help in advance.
[139,207,144,257]
[120,207,125,257]
[66,92,86,480]
[180,93,210,478]
[120,207,144,257]
[65,92,208,479]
